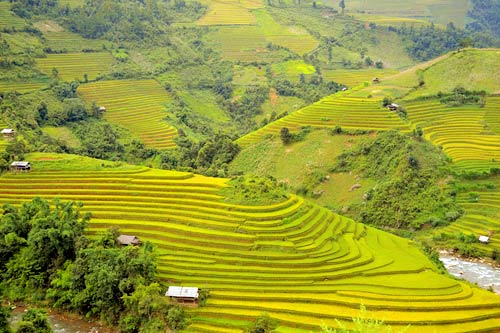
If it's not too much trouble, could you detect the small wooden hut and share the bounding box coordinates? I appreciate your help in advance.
[1,128,15,137]
[479,235,490,244]
[10,161,31,172]
[117,235,141,246]
[166,286,199,304]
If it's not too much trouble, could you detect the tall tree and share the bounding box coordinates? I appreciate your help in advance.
[339,0,345,15]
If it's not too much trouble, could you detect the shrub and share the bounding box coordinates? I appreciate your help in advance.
[246,313,277,333]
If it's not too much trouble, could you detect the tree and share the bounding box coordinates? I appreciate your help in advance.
[2,198,89,291]
[246,313,277,333]
[280,127,293,145]
[339,0,345,15]
[16,309,52,333]
[0,290,11,333]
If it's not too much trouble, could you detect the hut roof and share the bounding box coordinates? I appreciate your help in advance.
[11,161,30,167]
[1,128,14,134]
[166,286,199,299]
[479,235,490,243]
[117,235,141,246]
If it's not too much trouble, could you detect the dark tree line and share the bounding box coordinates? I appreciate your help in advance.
[467,0,500,39]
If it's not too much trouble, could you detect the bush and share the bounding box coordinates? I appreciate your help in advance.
[246,313,277,333]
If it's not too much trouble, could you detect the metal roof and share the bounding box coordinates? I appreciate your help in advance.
[166,286,199,299]
[1,128,14,134]
[11,161,30,167]
[479,235,490,243]
[117,235,141,245]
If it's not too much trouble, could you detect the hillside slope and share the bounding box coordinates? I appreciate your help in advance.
[1,153,500,332]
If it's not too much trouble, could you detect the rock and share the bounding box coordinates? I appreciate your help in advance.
[341,206,349,213]
[350,184,362,191]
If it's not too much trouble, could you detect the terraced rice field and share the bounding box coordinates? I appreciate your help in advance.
[323,68,399,88]
[352,14,429,27]
[254,9,318,56]
[36,52,115,81]
[197,0,263,25]
[1,160,500,332]
[237,93,409,147]
[404,97,500,173]
[0,80,48,93]
[78,80,177,149]
[207,26,268,61]
[0,2,26,29]
[44,31,109,52]
[436,177,500,256]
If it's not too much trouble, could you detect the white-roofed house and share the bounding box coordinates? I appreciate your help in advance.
[166,286,199,304]
[1,128,15,137]
[479,235,490,244]
[10,161,31,172]
[117,235,141,246]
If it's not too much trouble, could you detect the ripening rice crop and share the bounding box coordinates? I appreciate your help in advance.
[2,154,499,333]
[78,80,177,150]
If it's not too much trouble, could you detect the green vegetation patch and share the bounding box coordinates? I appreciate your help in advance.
[231,129,368,196]
[272,60,316,80]
[413,49,500,97]
[24,152,144,172]
[41,126,81,149]
[335,130,458,230]
[254,9,319,56]
[219,175,290,206]
[0,2,27,29]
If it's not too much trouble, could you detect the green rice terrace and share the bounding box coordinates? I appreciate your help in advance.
[404,97,500,173]
[429,175,500,257]
[78,79,178,150]
[36,52,115,82]
[0,2,27,29]
[1,153,500,332]
[237,92,410,147]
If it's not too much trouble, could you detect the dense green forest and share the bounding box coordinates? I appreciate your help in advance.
[0,198,188,333]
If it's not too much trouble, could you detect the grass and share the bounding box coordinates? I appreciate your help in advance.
[197,0,263,26]
[352,13,430,27]
[206,26,269,61]
[42,126,81,149]
[36,52,115,81]
[57,0,85,8]
[0,79,49,93]
[323,68,398,87]
[405,49,500,99]
[271,60,316,81]
[34,20,109,52]
[323,0,470,27]
[178,89,230,123]
[78,79,177,150]
[23,152,146,172]
[254,9,319,56]
[231,129,369,193]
